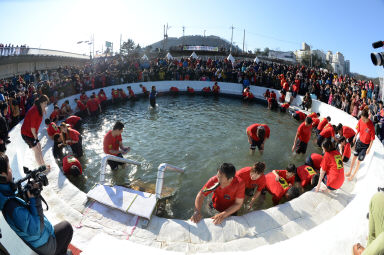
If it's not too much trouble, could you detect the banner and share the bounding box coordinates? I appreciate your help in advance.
[183,46,219,52]
[105,41,113,48]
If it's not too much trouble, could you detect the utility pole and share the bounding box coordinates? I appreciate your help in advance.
[162,24,165,51]
[242,29,245,53]
[182,26,185,46]
[119,34,122,54]
[230,25,235,53]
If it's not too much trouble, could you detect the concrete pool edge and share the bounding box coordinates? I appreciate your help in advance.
[6,81,384,255]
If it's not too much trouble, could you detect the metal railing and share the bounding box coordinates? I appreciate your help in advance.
[99,155,141,184]
[155,163,184,199]
[0,47,89,59]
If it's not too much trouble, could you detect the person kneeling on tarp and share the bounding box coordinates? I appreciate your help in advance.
[190,163,245,225]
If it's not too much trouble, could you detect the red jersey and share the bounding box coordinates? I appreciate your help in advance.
[320,125,335,138]
[212,85,220,93]
[50,110,60,122]
[80,94,88,102]
[246,124,270,141]
[62,155,82,175]
[98,92,107,102]
[356,118,375,144]
[321,150,344,190]
[265,173,290,205]
[342,143,351,158]
[317,118,329,131]
[141,86,148,93]
[187,87,195,93]
[310,153,323,170]
[275,170,295,185]
[47,122,60,137]
[270,91,276,99]
[236,167,266,191]
[128,89,135,97]
[312,118,320,127]
[342,126,355,139]
[201,175,245,212]
[65,128,80,145]
[21,105,43,138]
[281,103,290,109]
[295,111,307,121]
[112,90,119,99]
[246,92,255,99]
[307,112,317,119]
[297,122,312,143]
[119,90,127,98]
[86,98,100,113]
[103,130,122,155]
[203,87,211,92]
[65,116,81,128]
[77,100,87,111]
[297,165,317,187]
[170,87,179,92]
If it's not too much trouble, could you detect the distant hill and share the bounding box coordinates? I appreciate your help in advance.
[350,72,380,83]
[146,35,242,52]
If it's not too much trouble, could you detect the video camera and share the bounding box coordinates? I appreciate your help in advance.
[371,41,384,66]
[15,165,48,203]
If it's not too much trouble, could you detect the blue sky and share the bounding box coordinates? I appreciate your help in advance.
[1,0,384,78]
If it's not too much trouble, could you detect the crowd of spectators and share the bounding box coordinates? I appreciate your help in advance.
[0,43,29,56]
[0,54,383,142]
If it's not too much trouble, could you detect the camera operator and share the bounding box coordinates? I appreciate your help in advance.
[0,154,73,255]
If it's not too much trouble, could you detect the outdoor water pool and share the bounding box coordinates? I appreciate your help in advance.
[69,95,321,219]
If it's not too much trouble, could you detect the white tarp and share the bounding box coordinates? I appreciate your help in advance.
[190,51,198,59]
[141,54,149,60]
[227,54,235,63]
[254,57,260,63]
[166,52,173,60]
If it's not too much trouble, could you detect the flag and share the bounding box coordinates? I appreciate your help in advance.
[105,41,112,48]
[77,41,83,44]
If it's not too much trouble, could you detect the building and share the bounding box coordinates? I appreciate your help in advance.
[312,50,326,63]
[268,50,296,63]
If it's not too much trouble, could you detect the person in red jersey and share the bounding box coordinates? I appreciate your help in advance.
[292,117,313,154]
[263,89,271,99]
[338,136,351,163]
[246,123,270,155]
[75,98,87,116]
[305,153,323,171]
[80,91,89,104]
[280,102,290,112]
[45,119,60,139]
[65,115,82,131]
[140,84,149,96]
[111,88,120,103]
[202,86,211,94]
[346,109,375,181]
[316,116,331,136]
[21,95,49,166]
[62,155,82,176]
[279,91,285,103]
[187,86,195,94]
[307,112,320,119]
[127,86,136,100]
[267,91,277,110]
[170,86,179,93]
[243,87,255,101]
[119,88,128,100]
[212,82,220,95]
[317,124,335,147]
[296,165,319,189]
[103,121,130,170]
[264,172,301,205]
[292,110,307,121]
[49,105,61,122]
[335,123,356,145]
[236,162,266,209]
[316,138,345,192]
[272,164,297,186]
[190,163,245,225]
[60,122,83,158]
[86,94,101,116]
[60,100,73,117]
[312,117,320,129]
[98,89,107,104]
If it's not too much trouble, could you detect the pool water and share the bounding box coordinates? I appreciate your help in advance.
[68,95,321,219]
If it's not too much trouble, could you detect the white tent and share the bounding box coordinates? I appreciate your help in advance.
[166,52,173,60]
[190,51,198,59]
[227,54,235,63]
[254,57,260,64]
[141,54,149,60]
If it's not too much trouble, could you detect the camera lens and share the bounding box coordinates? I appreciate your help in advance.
[371,52,384,66]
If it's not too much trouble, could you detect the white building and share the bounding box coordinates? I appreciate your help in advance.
[312,49,326,63]
[268,50,296,63]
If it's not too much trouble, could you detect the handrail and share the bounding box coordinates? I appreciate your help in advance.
[99,155,141,184]
[155,163,185,200]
